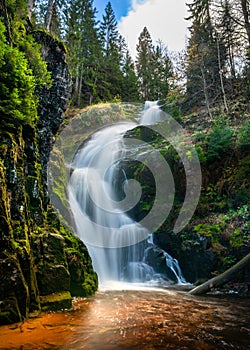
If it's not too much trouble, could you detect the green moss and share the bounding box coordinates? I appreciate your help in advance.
[81,274,98,297]
[40,292,72,311]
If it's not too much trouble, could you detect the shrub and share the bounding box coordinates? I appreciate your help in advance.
[238,120,250,151]
[205,127,233,161]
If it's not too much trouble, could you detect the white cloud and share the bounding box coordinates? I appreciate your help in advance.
[118,0,190,59]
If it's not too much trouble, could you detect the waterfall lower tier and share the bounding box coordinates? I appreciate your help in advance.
[68,102,187,287]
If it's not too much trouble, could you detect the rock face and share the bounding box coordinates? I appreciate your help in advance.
[0,32,97,326]
[33,31,72,205]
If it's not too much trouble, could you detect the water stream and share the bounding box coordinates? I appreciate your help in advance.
[0,289,249,349]
[68,101,186,286]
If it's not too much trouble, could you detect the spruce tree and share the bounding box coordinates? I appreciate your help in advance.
[65,0,103,106]
[219,0,237,80]
[136,26,154,101]
[186,0,224,111]
[151,42,172,100]
[99,1,123,100]
[121,50,139,102]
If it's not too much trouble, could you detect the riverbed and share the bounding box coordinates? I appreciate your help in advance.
[0,286,249,349]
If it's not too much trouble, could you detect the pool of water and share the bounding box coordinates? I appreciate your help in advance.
[0,287,249,349]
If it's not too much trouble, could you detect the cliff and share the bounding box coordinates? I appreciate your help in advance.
[0,31,98,325]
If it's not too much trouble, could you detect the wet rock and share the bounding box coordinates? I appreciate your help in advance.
[40,291,72,311]
[37,265,70,296]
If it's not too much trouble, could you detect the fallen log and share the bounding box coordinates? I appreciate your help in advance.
[189,253,250,296]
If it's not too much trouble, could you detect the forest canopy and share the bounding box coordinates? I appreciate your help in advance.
[0,0,250,110]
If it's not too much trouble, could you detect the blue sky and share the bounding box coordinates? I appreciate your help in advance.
[93,0,131,21]
[93,0,189,58]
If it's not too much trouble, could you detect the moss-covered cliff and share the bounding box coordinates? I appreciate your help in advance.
[0,29,97,325]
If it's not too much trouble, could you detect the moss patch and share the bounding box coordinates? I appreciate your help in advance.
[40,292,72,311]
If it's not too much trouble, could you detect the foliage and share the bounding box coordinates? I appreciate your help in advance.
[0,22,37,126]
[160,96,183,122]
[193,223,223,248]
[205,126,233,161]
[121,50,140,102]
[237,120,250,151]
[136,27,173,101]
[15,30,52,88]
[99,1,124,101]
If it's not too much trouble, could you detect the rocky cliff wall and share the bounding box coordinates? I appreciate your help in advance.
[0,31,98,325]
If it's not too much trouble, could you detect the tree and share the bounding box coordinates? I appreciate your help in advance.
[136,26,154,100]
[189,253,250,295]
[99,1,124,100]
[219,0,237,80]
[100,1,119,57]
[27,0,34,21]
[44,0,55,31]
[186,0,225,112]
[0,0,11,43]
[121,50,139,102]
[65,0,103,106]
[136,28,173,101]
[151,41,173,100]
[241,0,250,47]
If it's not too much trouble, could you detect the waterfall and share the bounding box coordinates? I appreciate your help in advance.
[140,100,170,125]
[68,102,187,287]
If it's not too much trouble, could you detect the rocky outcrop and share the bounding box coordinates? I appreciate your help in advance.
[33,31,72,206]
[0,32,97,326]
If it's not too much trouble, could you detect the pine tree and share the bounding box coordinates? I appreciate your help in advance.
[136,26,154,100]
[241,0,250,48]
[151,41,172,100]
[240,0,250,99]
[121,50,139,102]
[99,1,124,100]
[65,0,103,106]
[100,1,119,57]
[186,0,224,112]
[219,0,237,80]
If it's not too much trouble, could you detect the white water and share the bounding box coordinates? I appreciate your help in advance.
[68,102,187,287]
[140,100,170,125]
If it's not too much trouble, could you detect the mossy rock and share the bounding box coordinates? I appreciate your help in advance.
[40,291,72,312]
[36,265,70,295]
[40,232,67,265]
[0,296,22,325]
[0,256,29,318]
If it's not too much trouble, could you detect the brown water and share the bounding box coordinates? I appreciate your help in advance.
[0,287,249,350]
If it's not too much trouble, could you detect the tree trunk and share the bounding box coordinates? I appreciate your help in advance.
[77,63,83,107]
[45,0,55,32]
[0,0,12,44]
[200,63,212,120]
[241,0,250,47]
[216,33,228,113]
[27,0,34,21]
[189,253,250,296]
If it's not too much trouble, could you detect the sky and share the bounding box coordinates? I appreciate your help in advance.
[93,0,190,58]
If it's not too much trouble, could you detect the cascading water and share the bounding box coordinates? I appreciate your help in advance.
[68,102,187,287]
[140,100,170,125]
